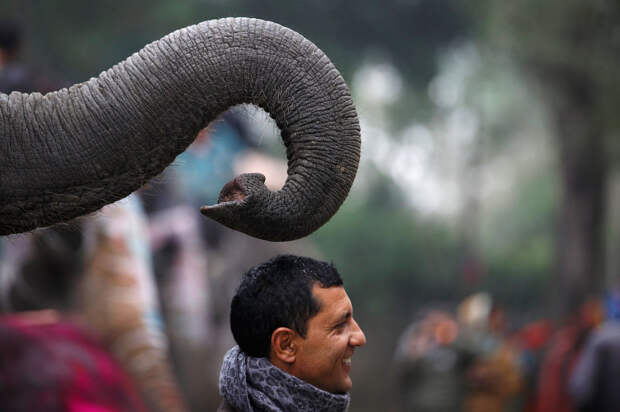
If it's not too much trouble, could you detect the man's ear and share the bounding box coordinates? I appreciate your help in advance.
[270,327,298,364]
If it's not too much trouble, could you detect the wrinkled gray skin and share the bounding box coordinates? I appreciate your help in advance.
[0,18,360,241]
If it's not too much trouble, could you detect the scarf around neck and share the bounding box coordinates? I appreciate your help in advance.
[219,346,350,412]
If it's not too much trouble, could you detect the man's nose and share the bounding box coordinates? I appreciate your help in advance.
[350,319,367,347]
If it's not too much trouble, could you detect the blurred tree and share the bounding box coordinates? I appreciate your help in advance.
[465,0,620,315]
[0,0,467,111]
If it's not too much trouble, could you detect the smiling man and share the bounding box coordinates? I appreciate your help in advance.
[218,255,366,412]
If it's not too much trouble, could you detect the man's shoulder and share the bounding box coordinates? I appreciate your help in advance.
[217,399,236,412]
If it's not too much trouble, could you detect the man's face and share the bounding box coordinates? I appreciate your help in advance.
[290,284,366,394]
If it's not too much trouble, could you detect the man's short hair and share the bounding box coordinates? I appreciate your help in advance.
[230,255,343,358]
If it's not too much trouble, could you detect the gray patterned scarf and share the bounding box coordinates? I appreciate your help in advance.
[219,346,350,412]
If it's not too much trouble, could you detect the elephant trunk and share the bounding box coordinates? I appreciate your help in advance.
[0,18,360,241]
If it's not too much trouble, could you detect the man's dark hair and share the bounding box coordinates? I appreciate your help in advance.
[230,255,343,358]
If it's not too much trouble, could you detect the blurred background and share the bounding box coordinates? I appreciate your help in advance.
[1,1,620,411]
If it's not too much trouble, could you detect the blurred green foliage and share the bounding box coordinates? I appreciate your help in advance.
[313,174,461,320]
[313,167,556,322]
[464,0,620,313]
[480,171,557,309]
[466,0,620,136]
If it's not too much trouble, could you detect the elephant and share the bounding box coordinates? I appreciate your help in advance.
[0,17,360,240]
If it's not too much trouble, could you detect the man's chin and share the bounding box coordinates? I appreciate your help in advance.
[314,374,352,394]
[333,377,352,394]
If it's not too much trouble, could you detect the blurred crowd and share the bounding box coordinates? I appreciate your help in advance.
[393,291,620,412]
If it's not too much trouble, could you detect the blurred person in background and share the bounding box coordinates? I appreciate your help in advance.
[0,19,64,94]
[0,19,32,93]
[218,255,366,412]
[0,312,147,412]
[394,308,468,412]
[509,319,553,412]
[0,196,188,412]
[78,196,188,412]
[457,293,523,412]
[569,290,620,412]
[531,297,603,412]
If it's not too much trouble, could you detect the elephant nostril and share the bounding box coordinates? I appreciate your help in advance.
[216,173,266,204]
[218,178,246,203]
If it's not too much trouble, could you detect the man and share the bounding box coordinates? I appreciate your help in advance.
[218,255,366,412]
[569,292,620,412]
